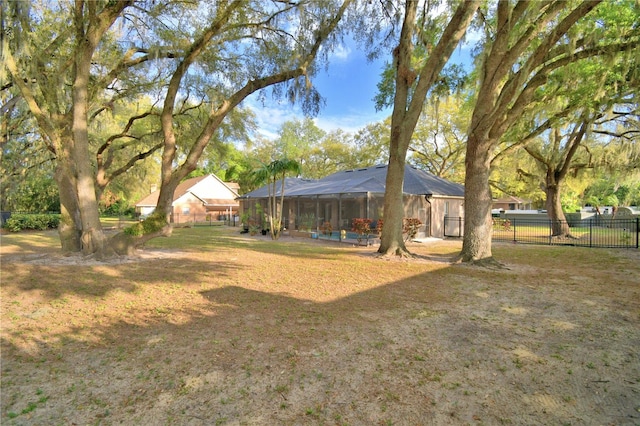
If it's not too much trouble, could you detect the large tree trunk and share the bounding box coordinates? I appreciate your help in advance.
[56,1,132,259]
[71,40,112,258]
[55,161,82,253]
[377,0,417,258]
[460,134,494,263]
[379,147,410,256]
[544,173,572,237]
[378,0,479,257]
[458,1,601,264]
[155,178,180,226]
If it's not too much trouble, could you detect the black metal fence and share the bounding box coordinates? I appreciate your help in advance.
[444,217,639,249]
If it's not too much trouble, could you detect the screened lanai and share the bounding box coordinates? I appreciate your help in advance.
[237,165,465,238]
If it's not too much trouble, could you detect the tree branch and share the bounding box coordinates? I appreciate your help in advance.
[96,142,164,192]
[177,0,356,178]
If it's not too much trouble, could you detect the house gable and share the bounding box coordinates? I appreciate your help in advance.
[135,174,240,213]
[187,174,239,200]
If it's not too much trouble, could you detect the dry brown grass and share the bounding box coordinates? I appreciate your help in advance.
[1,226,639,425]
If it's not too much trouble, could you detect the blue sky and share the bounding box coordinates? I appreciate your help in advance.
[245,37,475,140]
[245,43,393,139]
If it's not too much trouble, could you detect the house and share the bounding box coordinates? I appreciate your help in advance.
[237,164,465,239]
[135,174,240,223]
[493,195,532,211]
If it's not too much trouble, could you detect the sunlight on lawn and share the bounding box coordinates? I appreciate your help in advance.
[0,231,60,255]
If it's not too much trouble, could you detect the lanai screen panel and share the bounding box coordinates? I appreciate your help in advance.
[296,197,317,230]
[369,193,385,221]
[318,195,338,229]
[340,193,366,230]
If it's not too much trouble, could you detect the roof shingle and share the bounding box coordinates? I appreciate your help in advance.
[239,165,464,198]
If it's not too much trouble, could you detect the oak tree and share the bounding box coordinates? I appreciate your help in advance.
[460,0,639,263]
[3,0,357,258]
[377,0,480,257]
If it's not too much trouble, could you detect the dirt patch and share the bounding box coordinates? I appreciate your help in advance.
[1,227,639,425]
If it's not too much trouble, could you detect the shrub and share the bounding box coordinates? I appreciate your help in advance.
[248,219,260,235]
[320,221,333,236]
[4,214,60,232]
[403,217,423,241]
[124,212,166,236]
[351,218,372,243]
[101,200,134,217]
[564,212,582,227]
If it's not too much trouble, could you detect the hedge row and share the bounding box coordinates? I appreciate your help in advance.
[3,214,60,232]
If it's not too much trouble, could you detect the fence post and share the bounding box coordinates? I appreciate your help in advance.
[458,217,462,237]
[636,218,639,249]
[512,218,516,243]
[589,218,593,248]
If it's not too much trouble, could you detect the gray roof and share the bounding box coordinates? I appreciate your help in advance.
[239,165,464,199]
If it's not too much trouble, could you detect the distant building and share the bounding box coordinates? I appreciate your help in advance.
[237,165,465,239]
[493,196,532,211]
[135,174,239,222]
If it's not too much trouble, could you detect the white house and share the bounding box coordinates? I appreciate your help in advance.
[135,174,239,223]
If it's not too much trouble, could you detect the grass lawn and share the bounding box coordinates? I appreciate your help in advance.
[1,226,639,425]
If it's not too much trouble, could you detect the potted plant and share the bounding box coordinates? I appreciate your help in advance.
[248,220,260,236]
[240,211,251,233]
[299,213,315,232]
[320,221,333,237]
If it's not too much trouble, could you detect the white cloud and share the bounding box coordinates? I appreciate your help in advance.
[246,96,389,139]
[313,108,389,134]
[319,42,351,63]
[331,44,351,61]
[244,95,299,139]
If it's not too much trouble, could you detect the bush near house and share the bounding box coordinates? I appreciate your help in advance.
[366,218,422,241]
[351,218,373,243]
[3,214,60,232]
[320,221,333,236]
[403,218,423,240]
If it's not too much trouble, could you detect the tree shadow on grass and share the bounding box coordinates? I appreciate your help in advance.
[0,255,239,300]
[0,230,61,255]
[2,230,639,425]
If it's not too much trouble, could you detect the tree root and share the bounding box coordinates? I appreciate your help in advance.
[376,247,414,259]
[454,254,509,270]
[550,233,579,240]
[109,226,172,256]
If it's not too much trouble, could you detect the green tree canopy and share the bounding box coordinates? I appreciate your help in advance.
[460,0,639,263]
[408,95,469,182]
[2,0,359,258]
